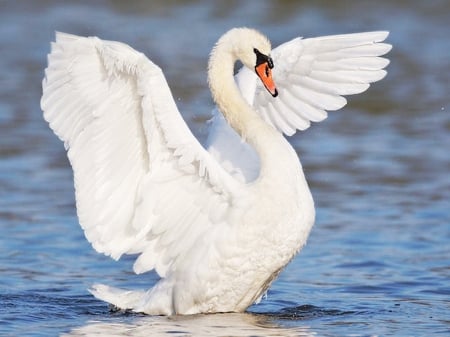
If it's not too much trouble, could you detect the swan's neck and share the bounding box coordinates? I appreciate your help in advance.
[208,48,257,139]
[208,44,276,150]
[208,41,298,179]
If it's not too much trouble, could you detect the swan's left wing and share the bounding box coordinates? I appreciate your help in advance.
[41,33,241,278]
[236,31,392,136]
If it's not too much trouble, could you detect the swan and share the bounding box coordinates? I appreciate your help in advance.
[41,28,391,315]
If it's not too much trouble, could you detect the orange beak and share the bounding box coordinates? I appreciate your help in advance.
[255,62,278,97]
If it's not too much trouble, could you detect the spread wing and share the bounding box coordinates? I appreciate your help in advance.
[41,33,241,277]
[235,31,392,135]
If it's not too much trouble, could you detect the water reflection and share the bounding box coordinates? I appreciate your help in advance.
[62,312,313,337]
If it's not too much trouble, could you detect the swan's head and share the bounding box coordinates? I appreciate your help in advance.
[233,28,278,98]
[211,28,278,97]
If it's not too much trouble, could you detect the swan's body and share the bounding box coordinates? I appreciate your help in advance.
[41,28,391,315]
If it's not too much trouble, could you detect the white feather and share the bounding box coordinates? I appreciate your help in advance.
[42,32,240,272]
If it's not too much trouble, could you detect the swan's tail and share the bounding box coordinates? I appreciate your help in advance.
[89,284,145,311]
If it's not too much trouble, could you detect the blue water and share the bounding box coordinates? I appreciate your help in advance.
[0,1,449,336]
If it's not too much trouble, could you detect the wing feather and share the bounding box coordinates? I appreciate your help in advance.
[42,32,240,276]
[233,31,391,135]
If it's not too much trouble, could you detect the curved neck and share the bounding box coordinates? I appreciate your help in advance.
[207,41,298,180]
[208,42,275,150]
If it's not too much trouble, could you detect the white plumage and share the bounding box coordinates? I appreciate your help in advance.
[41,28,390,315]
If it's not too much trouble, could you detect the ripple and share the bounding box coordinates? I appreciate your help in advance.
[261,304,354,320]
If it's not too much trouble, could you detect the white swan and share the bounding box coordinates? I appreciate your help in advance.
[41,28,391,315]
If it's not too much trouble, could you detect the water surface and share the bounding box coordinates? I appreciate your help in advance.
[0,1,449,336]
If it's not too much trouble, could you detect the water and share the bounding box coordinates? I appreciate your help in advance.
[0,1,449,336]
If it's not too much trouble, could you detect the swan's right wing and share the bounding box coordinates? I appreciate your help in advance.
[236,31,392,135]
[41,33,241,277]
